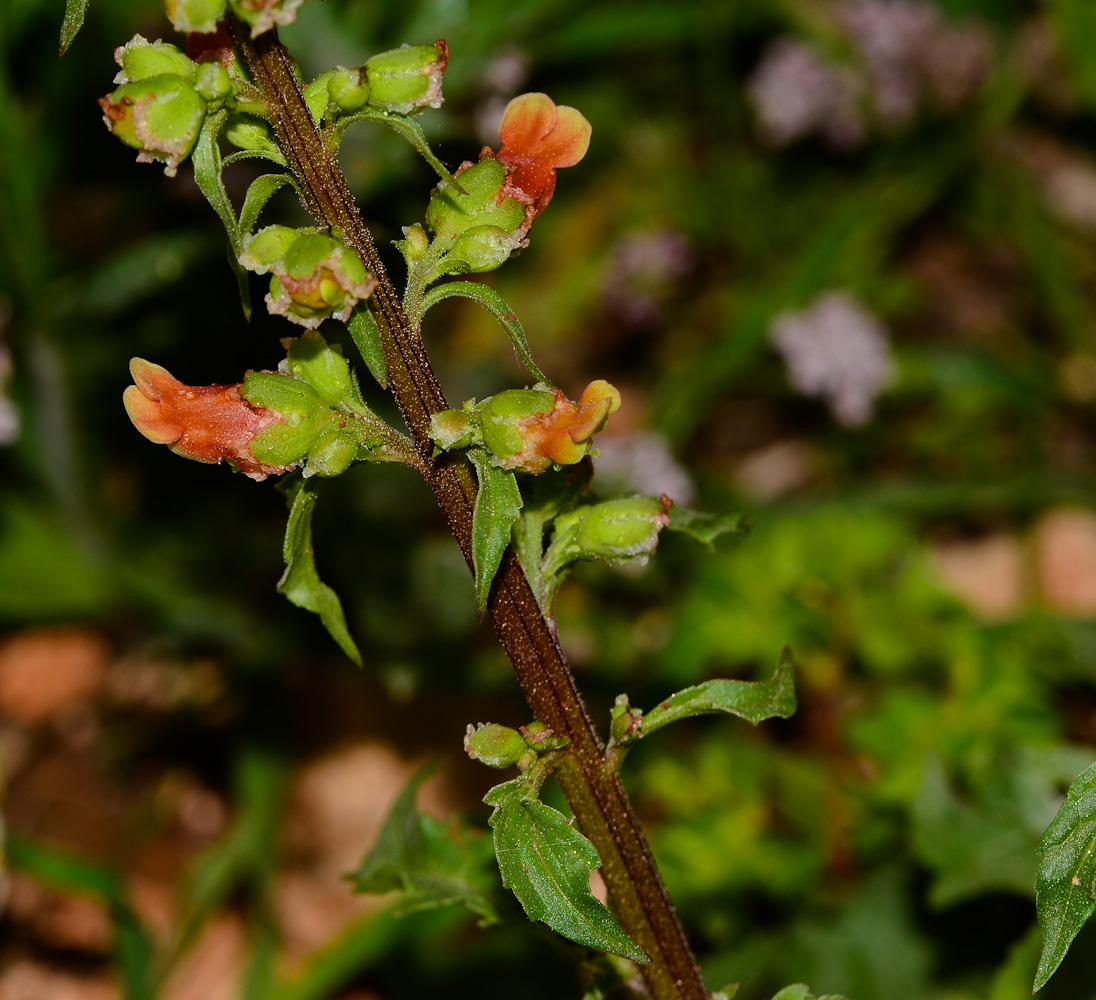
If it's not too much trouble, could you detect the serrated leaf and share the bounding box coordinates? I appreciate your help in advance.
[1035,759,1096,991]
[483,777,648,963]
[350,766,498,924]
[640,647,797,738]
[59,0,90,55]
[192,111,241,253]
[469,451,522,615]
[239,173,296,236]
[277,479,361,665]
[665,506,748,551]
[420,281,548,384]
[347,307,387,388]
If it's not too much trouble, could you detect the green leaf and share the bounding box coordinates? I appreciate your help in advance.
[228,243,252,321]
[349,766,498,924]
[192,110,241,253]
[469,451,523,616]
[640,647,797,739]
[347,306,387,388]
[278,479,362,665]
[1035,759,1096,991]
[59,0,89,55]
[239,173,296,236]
[222,148,289,169]
[331,108,465,193]
[483,777,648,963]
[666,507,748,551]
[768,986,847,1000]
[420,281,549,385]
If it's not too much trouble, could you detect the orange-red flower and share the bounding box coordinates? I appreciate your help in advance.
[489,93,592,230]
[507,379,620,473]
[123,358,290,479]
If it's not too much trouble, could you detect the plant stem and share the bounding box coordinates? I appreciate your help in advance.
[230,22,708,999]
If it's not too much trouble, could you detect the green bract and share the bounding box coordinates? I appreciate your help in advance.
[100,75,208,177]
[428,158,525,244]
[364,42,447,114]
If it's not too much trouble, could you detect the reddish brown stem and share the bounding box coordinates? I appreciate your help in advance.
[230,22,708,999]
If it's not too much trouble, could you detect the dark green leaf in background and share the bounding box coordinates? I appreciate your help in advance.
[483,776,648,963]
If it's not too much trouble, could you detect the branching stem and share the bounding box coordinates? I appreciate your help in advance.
[230,21,708,999]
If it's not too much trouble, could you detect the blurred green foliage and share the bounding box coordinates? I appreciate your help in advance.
[6,0,1096,997]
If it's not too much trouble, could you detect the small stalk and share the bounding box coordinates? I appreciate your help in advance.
[229,21,709,999]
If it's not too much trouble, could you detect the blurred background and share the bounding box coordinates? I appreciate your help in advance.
[5,0,1096,997]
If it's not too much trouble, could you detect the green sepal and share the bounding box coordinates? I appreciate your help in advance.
[347,307,388,388]
[1035,759,1096,991]
[328,66,370,112]
[483,775,648,964]
[635,647,797,743]
[277,478,361,665]
[239,224,301,272]
[464,723,530,770]
[104,75,208,177]
[427,158,525,244]
[116,37,196,84]
[477,387,555,465]
[60,0,90,56]
[469,450,523,615]
[350,765,498,924]
[419,280,548,385]
[194,62,231,104]
[364,42,446,114]
[285,332,358,409]
[666,507,748,550]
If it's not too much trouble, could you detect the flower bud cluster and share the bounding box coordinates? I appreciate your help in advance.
[464,720,569,770]
[123,334,379,480]
[240,227,378,329]
[430,380,621,474]
[304,42,449,124]
[164,0,302,37]
[99,35,232,176]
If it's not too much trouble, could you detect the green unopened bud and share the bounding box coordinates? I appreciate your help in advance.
[365,41,447,114]
[562,496,672,565]
[464,723,528,769]
[194,61,232,104]
[285,332,357,409]
[447,225,525,274]
[328,66,370,112]
[304,428,358,477]
[99,75,208,177]
[114,35,196,84]
[427,158,526,246]
[163,0,228,34]
[398,223,430,263]
[430,407,478,451]
[225,116,281,157]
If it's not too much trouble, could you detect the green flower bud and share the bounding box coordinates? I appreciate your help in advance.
[464,723,529,769]
[194,62,232,104]
[520,721,569,751]
[114,35,196,84]
[99,75,208,177]
[427,158,526,244]
[328,66,370,112]
[447,225,525,274]
[163,0,228,34]
[285,332,357,409]
[224,116,282,157]
[429,407,478,451]
[365,41,447,114]
[561,496,671,565]
[304,428,358,478]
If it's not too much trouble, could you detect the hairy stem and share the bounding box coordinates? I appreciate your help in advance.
[230,22,708,999]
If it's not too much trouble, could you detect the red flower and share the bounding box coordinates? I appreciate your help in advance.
[491,93,592,228]
[123,358,290,479]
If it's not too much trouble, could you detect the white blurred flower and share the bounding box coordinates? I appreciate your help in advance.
[601,228,692,329]
[594,431,695,507]
[769,290,895,426]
